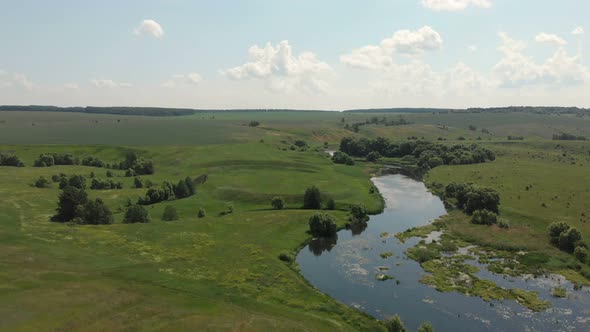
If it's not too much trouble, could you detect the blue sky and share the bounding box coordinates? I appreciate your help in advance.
[0,0,588,109]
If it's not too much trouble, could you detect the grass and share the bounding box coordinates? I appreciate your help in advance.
[1,109,589,329]
[0,140,385,331]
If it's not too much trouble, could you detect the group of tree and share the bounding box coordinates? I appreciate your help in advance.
[0,153,25,167]
[339,137,495,169]
[118,151,155,176]
[344,116,410,133]
[384,315,434,332]
[302,186,336,210]
[271,196,285,210]
[34,153,77,167]
[552,133,586,141]
[133,176,154,188]
[90,178,123,190]
[137,177,195,205]
[331,151,355,165]
[124,204,150,223]
[444,183,501,224]
[81,156,106,167]
[52,186,114,225]
[248,120,260,127]
[57,174,87,190]
[547,222,588,263]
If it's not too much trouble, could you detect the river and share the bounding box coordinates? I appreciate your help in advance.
[296,174,590,331]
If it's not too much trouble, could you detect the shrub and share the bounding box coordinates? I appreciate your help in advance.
[331,151,354,165]
[90,178,122,190]
[106,170,114,177]
[574,246,588,263]
[278,252,294,263]
[498,218,510,229]
[366,151,381,162]
[326,197,336,210]
[162,205,179,221]
[308,213,337,237]
[34,176,51,188]
[197,208,206,218]
[124,205,149,223]
[470,209,498,225]
[134,177,144,188]
[271,196,285,210]
[384,315,407,332]
[248,120,260,127]
[303,186,322,209]
[51,174,62,182]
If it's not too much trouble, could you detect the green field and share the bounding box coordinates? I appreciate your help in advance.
[1,109,590,331]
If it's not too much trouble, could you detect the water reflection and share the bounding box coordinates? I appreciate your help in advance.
[308,235,338,256]
[347,221,368,236]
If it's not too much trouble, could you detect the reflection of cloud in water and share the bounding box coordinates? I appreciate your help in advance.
[334,237,375,287]
[372,176,440,211]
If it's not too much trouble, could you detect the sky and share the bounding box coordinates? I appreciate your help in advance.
[0,0,588,110]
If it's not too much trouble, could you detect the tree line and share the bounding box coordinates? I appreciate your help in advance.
[0,153,24,167]
[339,137,496,169]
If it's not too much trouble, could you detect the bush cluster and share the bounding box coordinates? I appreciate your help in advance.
[34,153,77,167]
[308,213,337,237]
[138,177,195,205]
[52,186,113,225]
[0,153,25,167]
[331,151,355,165]
[90,178,123,190]
[470,209,498,225]
[547,222,585,256]
[444,183,500,214]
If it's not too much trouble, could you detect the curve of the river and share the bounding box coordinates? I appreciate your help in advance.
[296,174,590,332]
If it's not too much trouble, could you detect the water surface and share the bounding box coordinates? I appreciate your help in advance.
[297,175,590,331]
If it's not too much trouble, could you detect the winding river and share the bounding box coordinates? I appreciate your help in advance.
[296,175,590,331]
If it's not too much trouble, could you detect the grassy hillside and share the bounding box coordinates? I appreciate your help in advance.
[1,109,589,330]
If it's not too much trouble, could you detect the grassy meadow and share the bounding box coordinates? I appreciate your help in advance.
[1,109,590,331]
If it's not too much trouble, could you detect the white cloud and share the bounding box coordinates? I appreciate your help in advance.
[63,83,80,90]
[162,72,202,88]
[572,27,585,35]
[90,79,132,89]
[421,0,492,11]
[535,33,566,46]
[134,19,164,38]
[383,26,443,54]
[222,40,332,94]
[341,26,442,70]
[468,45,478,52]
[493,32,588,87]
[0,71,34,90]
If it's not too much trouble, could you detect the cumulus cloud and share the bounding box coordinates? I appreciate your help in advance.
[535,33,566,46]
[572,27,585,35]
[222,40,332,94]
[421,0,492,11]
[90,79,132,89]
[134,19,164,38]
[493,32,588,87]
[161,72,202,88]
[340,26,443,70]
[0,71,34,90]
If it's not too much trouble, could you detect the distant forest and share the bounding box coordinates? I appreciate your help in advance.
[0,105,588,117]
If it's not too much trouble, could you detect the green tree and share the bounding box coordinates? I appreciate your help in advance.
[308,213,337,237]
[173,179,190,199]
[68,175,87,190]
[197,208,206,218]
[124,204,150,223]
[574,246,588,263]
[162,205,179,221]
[303,186,322,209]
[271,196,285,210]
[349,204,369,222]
[134,176,144,188]
[53,186,89,222]
[418,322,434,332]
[384,315,407,332]
[82,198,114,225]
[558,227,582,253]
[548,222,571,245]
